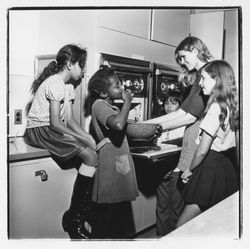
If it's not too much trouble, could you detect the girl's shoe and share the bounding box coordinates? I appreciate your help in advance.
[62,173,95,239]
[62,210,91,239]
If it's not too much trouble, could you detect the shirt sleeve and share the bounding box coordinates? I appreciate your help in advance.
[199,103,220,137]
[180,83,205,118]
[92,100,118,129]
[45,78,65,102]
[65,84,76,102]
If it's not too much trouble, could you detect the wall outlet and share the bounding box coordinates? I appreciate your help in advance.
[14,109,22,125]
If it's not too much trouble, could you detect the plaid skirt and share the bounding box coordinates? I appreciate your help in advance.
[181,149,239,210]
[25,126,86,169]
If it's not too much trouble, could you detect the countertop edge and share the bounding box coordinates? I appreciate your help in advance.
[9,150,51,163]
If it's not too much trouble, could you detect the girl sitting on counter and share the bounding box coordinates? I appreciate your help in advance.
[25,44,97,239]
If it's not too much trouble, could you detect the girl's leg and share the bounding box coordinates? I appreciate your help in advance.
[77,147,98,177]
[95,203,115,239]
[78,147,98,168]
[176,204,201,228]
[62,147,98,239]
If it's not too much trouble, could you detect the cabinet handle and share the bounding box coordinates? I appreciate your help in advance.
[35,170,48,182]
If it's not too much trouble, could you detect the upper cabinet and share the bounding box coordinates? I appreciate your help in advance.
[224,10,239,83]
[151,9,190,46]
[190,11,224,59]
[97,9,151,39]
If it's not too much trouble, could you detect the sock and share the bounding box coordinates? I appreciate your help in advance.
[79,164,96,177]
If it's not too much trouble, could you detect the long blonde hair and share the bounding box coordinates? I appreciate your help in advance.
[175,37,213,88]
[175,36,213,66]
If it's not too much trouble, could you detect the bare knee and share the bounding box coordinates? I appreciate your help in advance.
[79,147,98,166]
[176,204,201,228]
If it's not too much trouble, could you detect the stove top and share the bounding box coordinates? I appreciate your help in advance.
[129,145,161,154]
[130,143,181,161]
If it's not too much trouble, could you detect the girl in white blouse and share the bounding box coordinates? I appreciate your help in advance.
[176,60,239,227]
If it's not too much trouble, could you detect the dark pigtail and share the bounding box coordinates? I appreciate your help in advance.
[30,44,87,95]
[31,61,58,95]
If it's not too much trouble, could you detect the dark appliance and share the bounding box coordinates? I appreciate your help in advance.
[100,53,153,121]
[151,63,181,118]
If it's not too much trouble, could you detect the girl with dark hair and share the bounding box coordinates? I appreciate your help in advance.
[25,44,97,239]
[177,60,239,227]
[162,90,184,115]
[85,66,139,238]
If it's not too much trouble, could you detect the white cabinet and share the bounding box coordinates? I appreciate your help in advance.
[151,9,190,46]
[9,158,77,238]
[9,156,156,238]
[97,9,151,39]
[224,10,239,84]
[131,194,156,233]
[142,195,156,228]
[190,12,224,59]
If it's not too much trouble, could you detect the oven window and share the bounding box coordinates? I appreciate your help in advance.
[116,71,148,97]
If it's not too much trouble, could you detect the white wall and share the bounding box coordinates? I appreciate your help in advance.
[8,9,179,137]
[190,11,224,60]
[9,10,98,136]
[9,10,40,137]
[224,10,239,87]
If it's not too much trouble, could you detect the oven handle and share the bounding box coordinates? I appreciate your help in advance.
[103,61,153,74]
[155,68,179,76]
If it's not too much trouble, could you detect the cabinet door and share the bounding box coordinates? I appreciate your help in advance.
[151,9,190,46]
[131,194,144,233]
[142,195,156,228]
[9,158,77,238]
[97,9,151,39]
[190,12,224,59]
[224,10,239,85]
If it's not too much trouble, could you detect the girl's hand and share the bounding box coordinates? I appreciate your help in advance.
[148,124,163,140]
[122,89,133,103]
[181,169,192,183]
[84,136,96,151]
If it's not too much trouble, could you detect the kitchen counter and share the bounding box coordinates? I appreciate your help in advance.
[163,191,240,238]
[9,137,182,163]
[9,137,51,162]
[130,137,182,163]
[131,143,181,163]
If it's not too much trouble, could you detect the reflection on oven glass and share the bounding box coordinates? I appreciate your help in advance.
[121,77,144,93]
[160,81,177,94]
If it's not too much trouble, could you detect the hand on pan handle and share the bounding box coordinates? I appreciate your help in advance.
[148,124,163,141]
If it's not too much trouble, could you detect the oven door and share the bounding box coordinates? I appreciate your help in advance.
[151,64,180,118]
[100,53,153,120]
